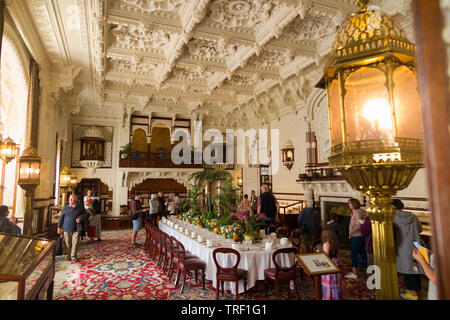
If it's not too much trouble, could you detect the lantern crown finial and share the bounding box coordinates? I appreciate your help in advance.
[355,0,369,12]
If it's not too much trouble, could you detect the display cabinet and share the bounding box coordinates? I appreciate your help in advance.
[0,233,55,300]
[277,199,305,234]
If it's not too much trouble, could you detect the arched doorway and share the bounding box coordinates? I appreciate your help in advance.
[0,36,29,218]
[74,178,113,214]
[130,178,187,206]
[150,125,171,160]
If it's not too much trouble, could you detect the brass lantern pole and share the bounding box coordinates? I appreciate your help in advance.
[317,0,424,299]
[59,167,72,207]
[18,146,41,236]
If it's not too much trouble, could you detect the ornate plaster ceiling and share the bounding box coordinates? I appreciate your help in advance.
[12,0,414,126]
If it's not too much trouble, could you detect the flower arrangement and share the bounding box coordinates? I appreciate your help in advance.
[220,223,243,241]
[230,210,268,240]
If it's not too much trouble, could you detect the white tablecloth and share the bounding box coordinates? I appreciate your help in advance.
[159,220,295,294]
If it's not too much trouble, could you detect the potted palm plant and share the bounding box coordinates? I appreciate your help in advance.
[120,143,132,159]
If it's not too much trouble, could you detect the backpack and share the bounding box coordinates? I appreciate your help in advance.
[130,212,139,220]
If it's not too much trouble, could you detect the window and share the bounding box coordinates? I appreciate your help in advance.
[0,36,29,217]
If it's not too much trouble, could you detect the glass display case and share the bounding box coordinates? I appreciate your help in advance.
[277,199,305,234]
[0,232,55,300]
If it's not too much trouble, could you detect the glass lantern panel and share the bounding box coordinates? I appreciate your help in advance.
[31,163,40,180]
[344,67,392,142]
[19,163,29,181]
[329,79,343,147]
[393,66,423,140]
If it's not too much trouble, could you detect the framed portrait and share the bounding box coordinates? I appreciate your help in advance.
[295,252,340,276]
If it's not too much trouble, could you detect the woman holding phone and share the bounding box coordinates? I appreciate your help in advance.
[412,248,437,300]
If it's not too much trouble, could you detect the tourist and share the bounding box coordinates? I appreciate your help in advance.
[166,193,177,216]
[257,184,280,226]
[10,217,22,235]
[297,200,319,253]
[393,199,424,300]
[326,213,342,246]
[345,198,367,280]
[250,190,258,214]
[320,227,345,300]
[149,194,159,227]
[174,193,181,215]
[238,194,251,215]
[412,248,437,300]
[58,194,89,261]
[129,193,148,247]
[83,189,94,210]
[360,215,373,267]
[0,206,18,235]
[88,207,102,241]
[157,192,166,218]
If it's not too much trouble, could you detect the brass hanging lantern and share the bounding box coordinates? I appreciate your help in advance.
[0,137,17,164]
[317,0,423,300]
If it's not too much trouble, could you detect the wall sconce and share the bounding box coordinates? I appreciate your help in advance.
[18,146,41,236]
[0,137,17,205]
[281,139,295,170]
[317,0,423,300]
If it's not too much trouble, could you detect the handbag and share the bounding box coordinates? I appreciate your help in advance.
[55,236,63,256]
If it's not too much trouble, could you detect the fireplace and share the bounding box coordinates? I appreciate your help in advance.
[321,200,352,248]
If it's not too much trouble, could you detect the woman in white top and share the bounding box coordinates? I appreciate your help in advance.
[149,194,159,226]
[83,189,94,210]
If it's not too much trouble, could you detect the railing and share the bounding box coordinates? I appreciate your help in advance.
[297,167,346,182]
[119,151,203,169]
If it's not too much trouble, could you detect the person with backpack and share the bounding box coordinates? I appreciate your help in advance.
[129,193,148,247]
[257,184,280,226]
[393,199,424,300]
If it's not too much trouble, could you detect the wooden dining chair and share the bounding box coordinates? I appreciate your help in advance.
[171,238,206,293]
[290,228,304,281]
[264,247,299,299]
[290,228,303,253]
[144,222,153,253]
[212,248,248,300]
[157,231,169,267]
[276,226,289,238]
[151,229,162,262]
[266,224,276,235]
[167,236,197,280]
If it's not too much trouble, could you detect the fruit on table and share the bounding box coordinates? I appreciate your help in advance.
[233,233,239,241]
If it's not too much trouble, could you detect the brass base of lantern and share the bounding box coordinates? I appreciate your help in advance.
[337,164,422,300]
[19,184,37,236]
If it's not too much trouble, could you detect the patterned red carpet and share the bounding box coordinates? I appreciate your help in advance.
[53,230,427,300]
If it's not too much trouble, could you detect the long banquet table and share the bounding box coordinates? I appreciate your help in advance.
[159,219,295,294]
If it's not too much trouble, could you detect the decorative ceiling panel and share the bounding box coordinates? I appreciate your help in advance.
[246,48,293,69]
[110,23,176,52]
[185,37,239,61]
[27,0,412,124]
[114,0,185,15]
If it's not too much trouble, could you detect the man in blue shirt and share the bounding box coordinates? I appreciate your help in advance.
[58,194,88,261]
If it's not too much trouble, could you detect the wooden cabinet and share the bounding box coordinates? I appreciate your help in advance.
[0,233,55,300]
